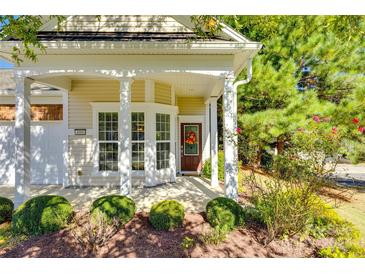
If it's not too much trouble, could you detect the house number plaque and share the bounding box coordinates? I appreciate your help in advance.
[74,129,87,135]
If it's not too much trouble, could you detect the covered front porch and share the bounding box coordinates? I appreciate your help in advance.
[0,176,223,212]
[11,67,240,207]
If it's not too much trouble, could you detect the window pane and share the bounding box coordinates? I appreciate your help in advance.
[156,113,170,141]
[131,112,145,170]
[156,142,170,170]
[132,143,144,170]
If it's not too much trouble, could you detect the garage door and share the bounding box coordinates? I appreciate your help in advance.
[0,122,65,185]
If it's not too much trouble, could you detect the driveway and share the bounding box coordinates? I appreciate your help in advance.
[333,163,365,187]
[0,176,223,213]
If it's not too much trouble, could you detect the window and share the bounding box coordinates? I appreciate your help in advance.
[98,112,118,172]
[156,113,170,170]
[131,112,145,170]
[0,104,63,121]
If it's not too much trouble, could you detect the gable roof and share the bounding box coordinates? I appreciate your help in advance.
[34,15,237,42]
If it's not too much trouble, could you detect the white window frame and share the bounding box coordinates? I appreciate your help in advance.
[156,113,171,170]
[131,112,145,171]
[91,103,120,177]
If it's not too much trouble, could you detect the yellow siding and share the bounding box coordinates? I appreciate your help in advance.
[69,79,145,128]
[155,81,172,105]
[131,80,145,102]
[177,97,205,115]
[68,136,120,186]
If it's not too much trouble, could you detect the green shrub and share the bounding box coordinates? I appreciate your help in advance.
[200,227,228,245]
[90,195,136,225]
[206,197,245,231]
[149,200,185,231]
[181,236,195,250]
[241,205,263,224]
[251,183,317,242]
[201,150,225,181]
[12,195,73,236]
[318,243,365,258]
[0,197,14,223]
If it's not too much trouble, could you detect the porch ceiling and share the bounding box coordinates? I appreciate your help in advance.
[139,72,224,98]
[31,72,224,99]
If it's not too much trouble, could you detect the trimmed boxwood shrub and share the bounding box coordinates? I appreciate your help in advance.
[12,195,73,236]
[91,195,136,225]
[206,197,245,231]
[149,200,185,231]
[0,197,14,223]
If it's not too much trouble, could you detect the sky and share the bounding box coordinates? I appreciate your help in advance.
[0,18,14,68]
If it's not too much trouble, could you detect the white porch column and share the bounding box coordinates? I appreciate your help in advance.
[62,91,69,188]
[144,80,157,186]
[209,98,219,187]
[14,76,32,208]
[119,77,133,195]
[223,77,238,200]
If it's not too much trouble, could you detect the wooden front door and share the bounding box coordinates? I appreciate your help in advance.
[180,123,202,172]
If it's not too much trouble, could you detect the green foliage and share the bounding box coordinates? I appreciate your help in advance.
[206,197,245,231]
[318,243,365,258]
[0,16,66,64]
[181,236,195,250]
[252,184,318,242]
[149,200,185,231]
[222,16,365,166]
[0,197,14,223]
[308,200,361,242]
[200,227,228,246]
[201,150,245,192]
[91,195,136,226]
[0,222,12,248]
[12,195,73,236]
[201,150,225,181]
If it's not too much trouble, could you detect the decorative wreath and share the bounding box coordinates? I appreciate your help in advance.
[185,131,197,145]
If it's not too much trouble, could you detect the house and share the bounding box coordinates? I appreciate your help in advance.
[0,16,261,207]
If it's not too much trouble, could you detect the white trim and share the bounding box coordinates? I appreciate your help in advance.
[0,96,63,105]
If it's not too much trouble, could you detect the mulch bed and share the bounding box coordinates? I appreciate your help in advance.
[0,212,332,258]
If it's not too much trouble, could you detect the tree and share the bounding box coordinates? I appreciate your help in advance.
[220,16,365,165]
[0,16,66,64]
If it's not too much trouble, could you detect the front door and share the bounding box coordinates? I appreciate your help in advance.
[180,123,202,172]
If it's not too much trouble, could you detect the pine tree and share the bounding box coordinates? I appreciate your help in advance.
[221,16,365,164]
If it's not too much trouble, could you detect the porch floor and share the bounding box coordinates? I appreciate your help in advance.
[0,176,223,213]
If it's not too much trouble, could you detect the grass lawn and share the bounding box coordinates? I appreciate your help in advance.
[334,190,365,240]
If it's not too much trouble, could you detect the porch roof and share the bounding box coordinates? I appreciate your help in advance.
[0,70,60,95]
